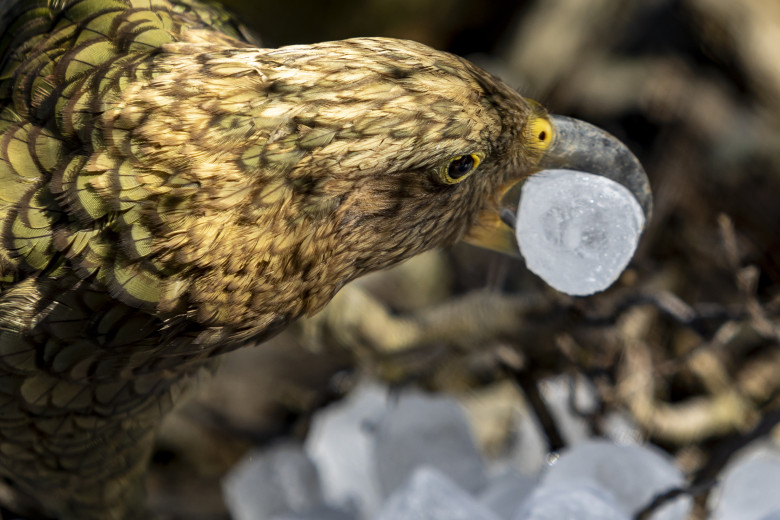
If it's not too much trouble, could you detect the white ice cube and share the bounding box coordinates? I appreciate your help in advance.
[711,448,780,520]
[373,392,487,498]
[222,441,324,520]
[376,467,501,520]
[515,169,645,296]
[478,466,537,519]
[304,382,388,517]
[513,482,629,520]
[270,506,357,520]
[540,440,690,520]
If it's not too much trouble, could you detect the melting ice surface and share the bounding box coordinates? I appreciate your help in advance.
[515,169,645,296]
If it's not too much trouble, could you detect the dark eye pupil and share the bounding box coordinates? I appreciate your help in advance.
[448,155,474,179]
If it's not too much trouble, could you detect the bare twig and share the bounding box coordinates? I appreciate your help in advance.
[502,364,567,453]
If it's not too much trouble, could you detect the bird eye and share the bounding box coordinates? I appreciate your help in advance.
[441,153,483,184]
[529,117,554,150]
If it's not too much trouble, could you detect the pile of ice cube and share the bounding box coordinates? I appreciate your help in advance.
[223,380,780,520]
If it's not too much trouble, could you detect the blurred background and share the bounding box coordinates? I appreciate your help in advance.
[148,0,780,518]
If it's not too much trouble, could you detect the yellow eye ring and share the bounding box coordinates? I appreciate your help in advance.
[440,153,483,184]
[528,117,554,150]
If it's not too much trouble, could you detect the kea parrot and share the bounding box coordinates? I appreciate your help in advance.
[0,0,651,518]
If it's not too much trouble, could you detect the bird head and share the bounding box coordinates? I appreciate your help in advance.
[106,37,649,329]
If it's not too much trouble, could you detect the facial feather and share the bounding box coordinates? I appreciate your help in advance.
[81,37,539,331]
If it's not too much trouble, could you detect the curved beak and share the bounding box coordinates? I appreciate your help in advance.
[463,115,652,255]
